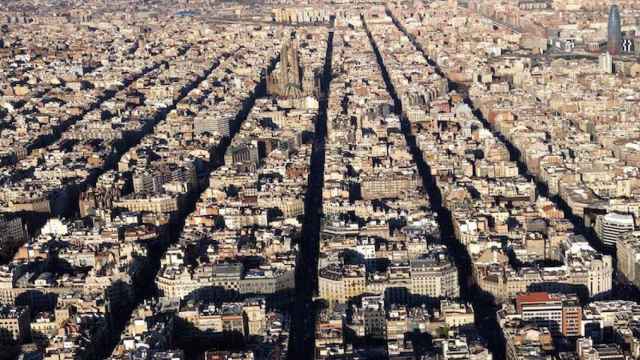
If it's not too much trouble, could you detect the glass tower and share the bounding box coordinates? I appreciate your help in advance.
[607,5,622,55]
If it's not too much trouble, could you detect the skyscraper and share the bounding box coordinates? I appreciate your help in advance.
[607,5,622,55]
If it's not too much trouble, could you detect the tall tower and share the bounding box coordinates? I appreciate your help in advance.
[280,41,290,87]
[607,5,622,55]
[286,40,301,86]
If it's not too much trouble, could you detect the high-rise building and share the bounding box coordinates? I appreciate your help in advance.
[617,231,640,287]
[607,5,622,55]
[595,212,634,247]
[360,295,386,339]
[0,216,27,250]
[514,292,581,337]
[599,52,613,73]
[194,113,234,137]
[516,292,563,334]
[0,304,30,343]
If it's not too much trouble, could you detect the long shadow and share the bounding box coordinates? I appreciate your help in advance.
[288,28,334,359]
[363,16,507,359]
[101,52,281,359]
[0,211,48,264]
[0,51,193,265]
[70,50,231,216]
[384,2,638,349]
[174,318,247,359]
[463,90,640,301]
[0,48,198,264]
[437,21,640,302]
[386,7,606,258]
[26,45,191,153]
[388,8,625,300]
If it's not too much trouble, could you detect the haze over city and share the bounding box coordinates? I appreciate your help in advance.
[1,0,640,359]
